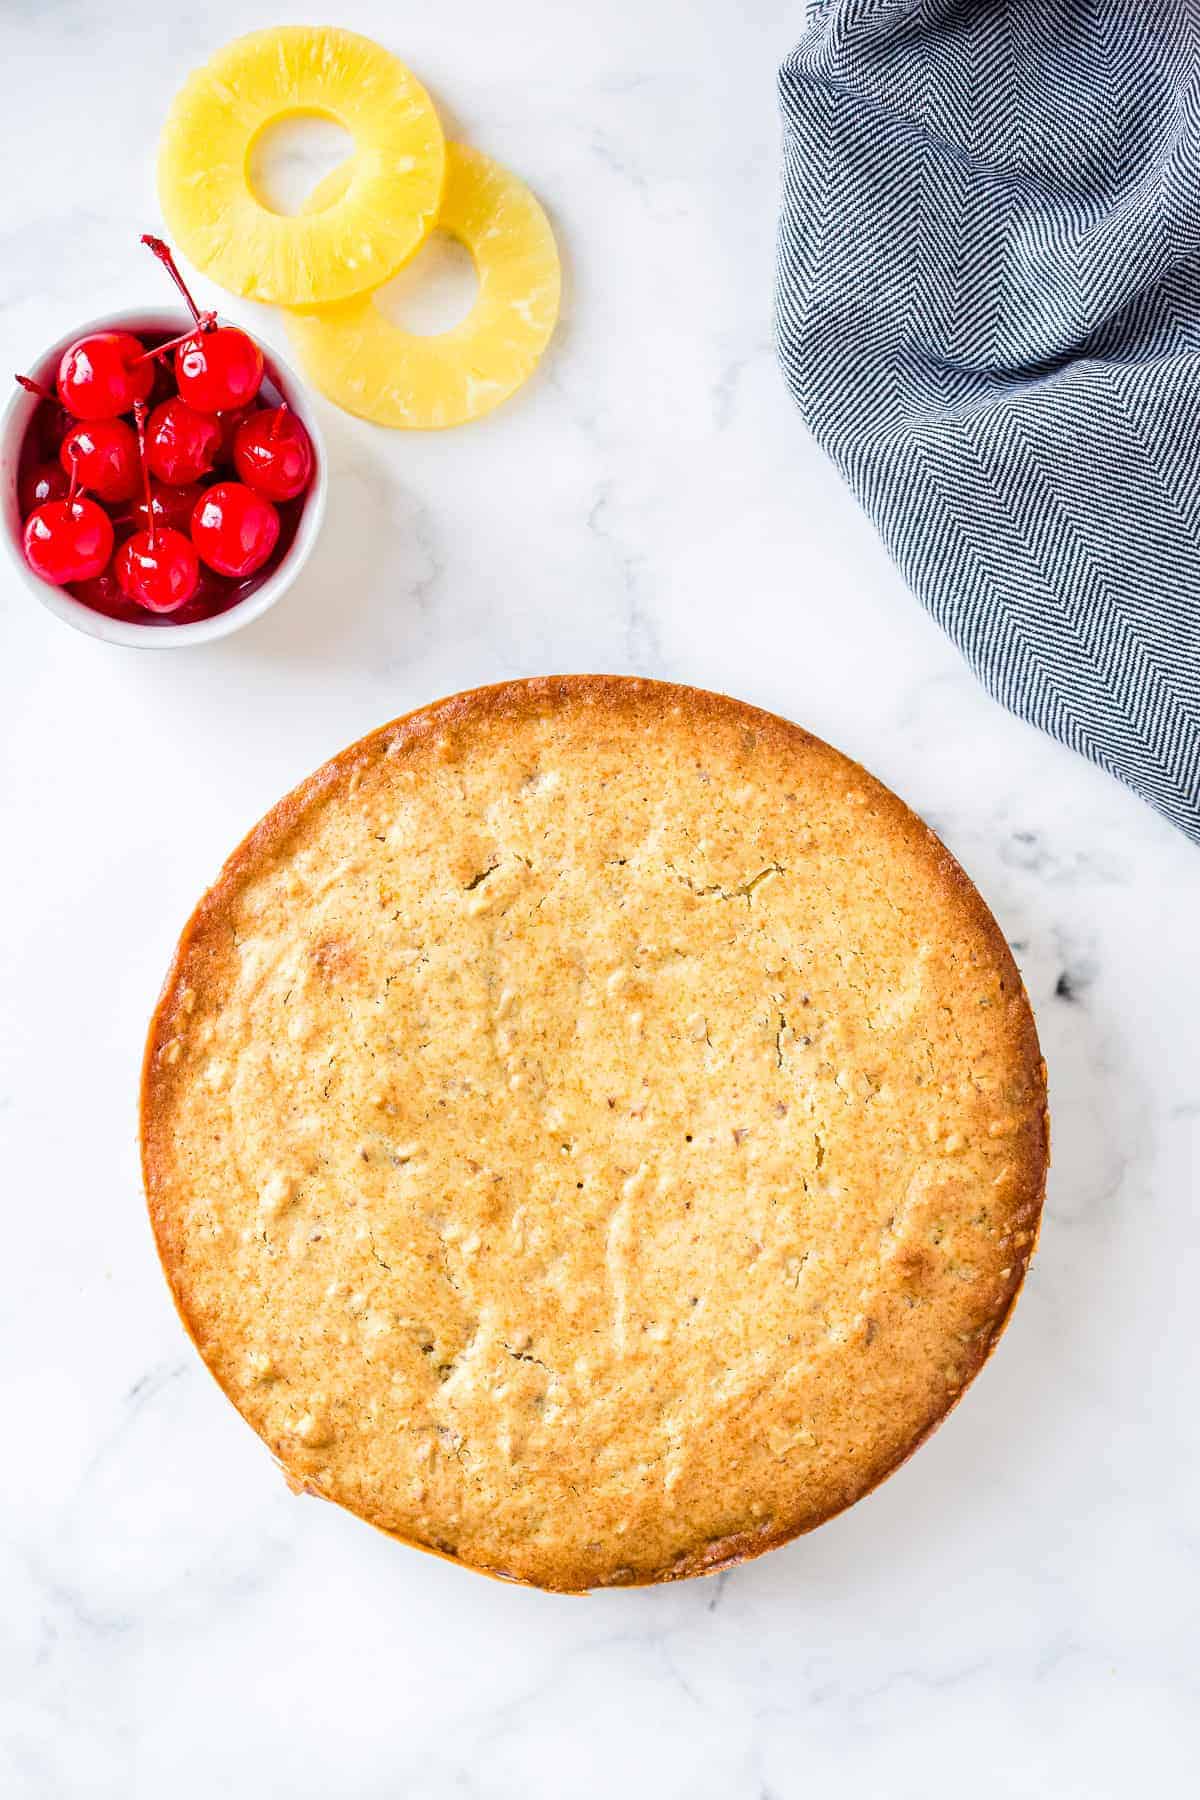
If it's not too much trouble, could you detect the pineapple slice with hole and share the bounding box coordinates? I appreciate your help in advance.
[158,26,445,306]
[284,143,561,429]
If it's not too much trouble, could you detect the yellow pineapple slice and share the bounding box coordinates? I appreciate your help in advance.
[284,143,560,428]
[157,27,445,306]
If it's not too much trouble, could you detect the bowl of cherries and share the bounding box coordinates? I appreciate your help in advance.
[3,236,326,647]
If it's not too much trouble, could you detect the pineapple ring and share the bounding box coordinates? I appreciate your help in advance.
[284,143,561,429]
[158,26,445,306]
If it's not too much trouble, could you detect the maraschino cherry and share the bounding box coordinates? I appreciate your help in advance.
[177,325,264,414]
[22,465,114,586]
[56,332,154,420]
[114,401,199,613]
[117,531,201,612]
[233,405,313,502]
[60,417,140,503]
[142,235,263,413]
[191,480,280,578]
[145,396,221,485]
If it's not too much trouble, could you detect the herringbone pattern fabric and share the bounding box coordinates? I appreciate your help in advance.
[777,0,1200,844]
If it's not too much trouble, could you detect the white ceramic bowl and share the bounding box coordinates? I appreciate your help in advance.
[1,308,327,648]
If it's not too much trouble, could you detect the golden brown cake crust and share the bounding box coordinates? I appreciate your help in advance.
[142,677,1047,1592]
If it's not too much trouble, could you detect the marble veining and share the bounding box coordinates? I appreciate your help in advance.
[1,1,1197,1794]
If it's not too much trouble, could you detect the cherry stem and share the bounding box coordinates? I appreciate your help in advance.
[270,402,289,442]
[133,400,156,550]
[66,461,80,509]
[141,234,212,331]
[15,373,55,404]
[132,320,216,366]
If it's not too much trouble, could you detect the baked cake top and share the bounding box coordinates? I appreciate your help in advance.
[142,677,1047,1590]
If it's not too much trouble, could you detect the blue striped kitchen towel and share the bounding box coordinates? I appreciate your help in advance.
[777,0,1200,844]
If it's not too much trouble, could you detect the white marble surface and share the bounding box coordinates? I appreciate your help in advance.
[3,2,1199,1794]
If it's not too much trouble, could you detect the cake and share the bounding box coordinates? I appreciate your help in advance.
[141,677,1048,1590]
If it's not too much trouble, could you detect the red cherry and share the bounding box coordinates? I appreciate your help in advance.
[175,327,263,414]
[23,496,114,585]
[127,477,205,536]
[59,417,140,503]
[233,405,313,501]
[191,480,280,578]
[141,234,263,413]
[145,397,221,484]
[115,527,200,613]
[19,459,69,514]
[56,332,153,420]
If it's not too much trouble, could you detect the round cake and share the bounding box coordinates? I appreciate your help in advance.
[142,677,1047,1590]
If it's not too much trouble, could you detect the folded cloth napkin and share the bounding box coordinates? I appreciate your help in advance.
[777,0,1200,844]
